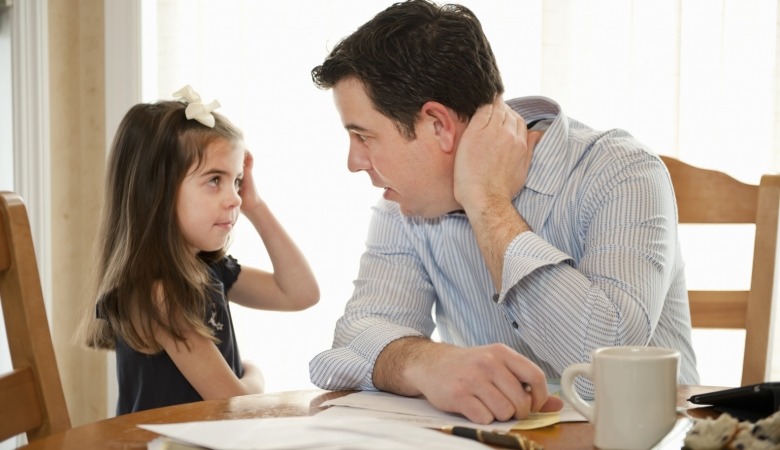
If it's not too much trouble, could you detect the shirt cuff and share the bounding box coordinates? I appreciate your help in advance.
[311,320,423,391]
[497,231,572,303]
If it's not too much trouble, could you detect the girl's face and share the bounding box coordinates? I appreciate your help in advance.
[176,138,244,254]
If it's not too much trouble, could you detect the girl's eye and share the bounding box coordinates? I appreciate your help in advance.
[234,178,243,189]
[208,176,221,186]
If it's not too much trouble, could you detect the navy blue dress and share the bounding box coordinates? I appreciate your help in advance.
[107,256,244,415]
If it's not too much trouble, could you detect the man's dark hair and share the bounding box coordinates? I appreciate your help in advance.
[312,0,504,139]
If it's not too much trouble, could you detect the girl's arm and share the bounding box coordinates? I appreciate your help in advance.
[151,303,264,399]
[229,150,319,311]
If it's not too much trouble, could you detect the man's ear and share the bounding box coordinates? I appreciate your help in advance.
[419,101,459,154]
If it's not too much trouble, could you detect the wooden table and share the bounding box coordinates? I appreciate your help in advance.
[19,385,719,449]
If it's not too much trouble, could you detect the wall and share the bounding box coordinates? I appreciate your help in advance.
[48,0,107,426]
[0,5,11,189]
[0,4,14,449]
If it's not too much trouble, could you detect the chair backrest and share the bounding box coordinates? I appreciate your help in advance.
[0,191,70,442]
[661,156,780,386]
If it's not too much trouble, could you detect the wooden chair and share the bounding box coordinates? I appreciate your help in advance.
[661,156,780,386]
[0,191,70,442]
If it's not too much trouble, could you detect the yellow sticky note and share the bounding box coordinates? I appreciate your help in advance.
[511,411,561,430]
[510,391,564,430]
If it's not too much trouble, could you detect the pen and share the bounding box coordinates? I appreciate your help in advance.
[441,426,543,450]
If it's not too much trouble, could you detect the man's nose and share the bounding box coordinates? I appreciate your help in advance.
[347,143,371,173]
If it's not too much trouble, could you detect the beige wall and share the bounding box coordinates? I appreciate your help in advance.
[48,0,107,426]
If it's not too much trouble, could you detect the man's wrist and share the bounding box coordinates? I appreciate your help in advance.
[373,336,435,396]
[464,195,530,291]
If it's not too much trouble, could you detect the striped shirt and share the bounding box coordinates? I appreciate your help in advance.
[310,96,700,393]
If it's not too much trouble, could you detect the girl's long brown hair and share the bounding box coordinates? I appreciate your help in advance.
[77,100,244,352]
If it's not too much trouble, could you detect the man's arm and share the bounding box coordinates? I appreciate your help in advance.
[373,336,561,424]
[496,155,683,377]
[452,97,541,290]
[452,98,685,384]
[309,200,438,391]
[309,199,564,423]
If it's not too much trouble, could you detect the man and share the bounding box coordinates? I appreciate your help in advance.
[309,0,699,425]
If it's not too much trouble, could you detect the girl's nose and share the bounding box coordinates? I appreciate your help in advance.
[227,185,242,208]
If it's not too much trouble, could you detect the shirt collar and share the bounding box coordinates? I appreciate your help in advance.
[505,96,568,197]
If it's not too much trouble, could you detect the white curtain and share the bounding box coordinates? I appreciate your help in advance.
[149,0,780,390]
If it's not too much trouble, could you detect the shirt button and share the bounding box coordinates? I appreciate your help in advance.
[512,321,519,329]
[492,294,499,303]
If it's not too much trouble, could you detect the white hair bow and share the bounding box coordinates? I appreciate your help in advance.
[172,85,221,128]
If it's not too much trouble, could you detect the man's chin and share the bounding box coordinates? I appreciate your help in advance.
[395,201,421,218]
[397,202,450,219]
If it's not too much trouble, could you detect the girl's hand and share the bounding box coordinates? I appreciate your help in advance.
[239,150,264,212]
[241,360,266,393]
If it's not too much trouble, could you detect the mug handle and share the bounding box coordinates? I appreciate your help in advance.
[560,363,594,422]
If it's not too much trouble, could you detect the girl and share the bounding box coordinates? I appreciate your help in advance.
[79,85,319,415]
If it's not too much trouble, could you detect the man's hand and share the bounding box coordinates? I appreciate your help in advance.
[452,97,542,291]
[374,338,564,424]
[453,96,534,214]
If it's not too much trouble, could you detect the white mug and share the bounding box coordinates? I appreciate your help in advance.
[561,346,680,450]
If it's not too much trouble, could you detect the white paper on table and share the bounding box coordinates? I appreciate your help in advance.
[318,386,586,432]
[319,391,517,431]
[140,415,492,450]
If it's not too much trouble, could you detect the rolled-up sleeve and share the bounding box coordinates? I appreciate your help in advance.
[310,200,437,391]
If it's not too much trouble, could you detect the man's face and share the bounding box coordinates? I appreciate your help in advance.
[332,77,459,217]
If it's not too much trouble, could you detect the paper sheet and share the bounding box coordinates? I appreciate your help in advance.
[318,386,586,432]
[141,384,587,448]
[140,416,491,450]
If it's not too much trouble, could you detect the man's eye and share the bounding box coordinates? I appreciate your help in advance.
[356,134,368,143]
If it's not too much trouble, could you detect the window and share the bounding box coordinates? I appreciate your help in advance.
[141,0,780,391]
